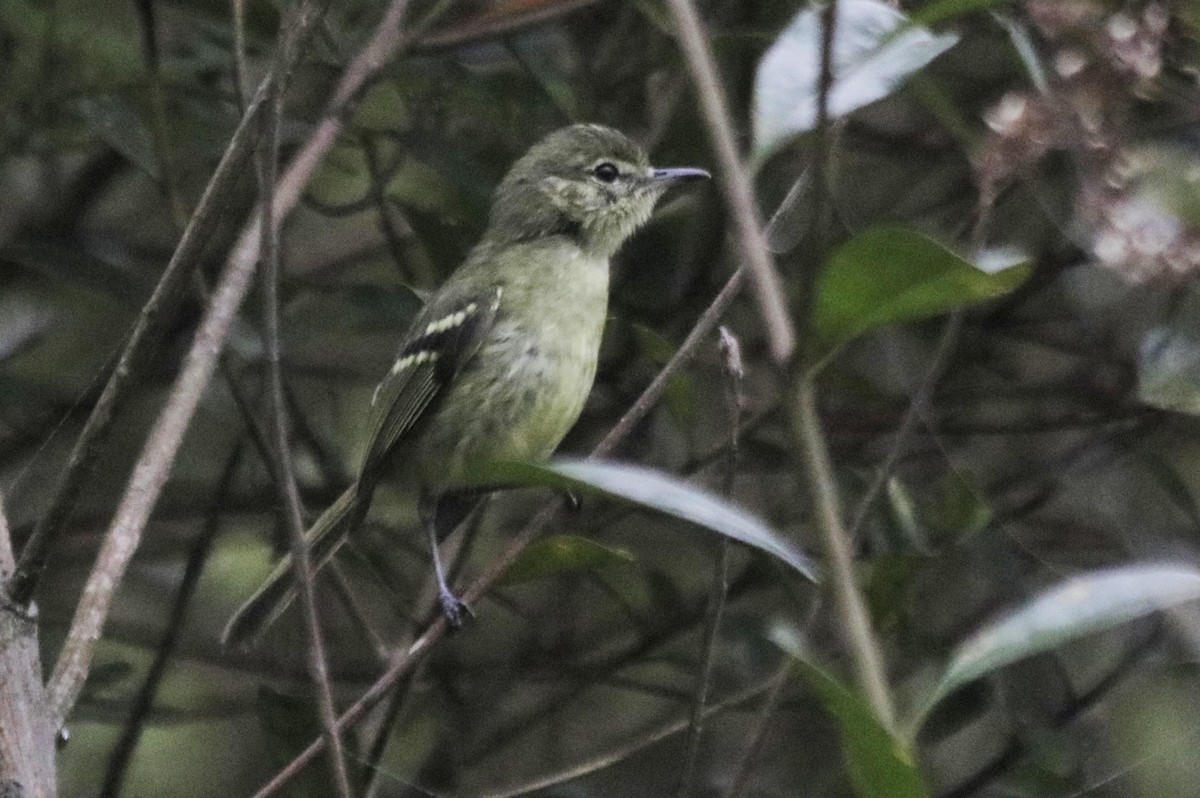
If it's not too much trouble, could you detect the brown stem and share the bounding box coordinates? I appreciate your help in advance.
[5,0,325,608]
[662,0,796,363]
[256,44,354,797]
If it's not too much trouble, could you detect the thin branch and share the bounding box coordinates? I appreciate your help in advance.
[675,327,743,798]
[44,0,335,727]
[595,267,745,457]
[794,377,896,730]
[846,312,964,540]
[97,445,244,798]
[411,0,605,52]
[232,0,251,112]
[722,666,790,798]
[793,0,840,341]
[5,0,325,608]
[473,676,775,798]
[256,47,354,797]
[788,0,898,731]
[662,0,796,364]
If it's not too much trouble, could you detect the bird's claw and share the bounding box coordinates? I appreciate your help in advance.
[439,591,473,628]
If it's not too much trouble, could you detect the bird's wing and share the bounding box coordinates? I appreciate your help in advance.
[360,284,503,480]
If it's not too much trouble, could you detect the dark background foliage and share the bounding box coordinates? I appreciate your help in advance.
[4,0,1200,796]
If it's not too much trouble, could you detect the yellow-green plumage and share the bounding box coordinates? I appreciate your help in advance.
[222,124,707,646]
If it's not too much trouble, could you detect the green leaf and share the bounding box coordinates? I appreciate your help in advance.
[915,565,1200,729]
[474,458,818,583]
[499,534,634,585]
[814,227,1029,350]
[771,624,929,798]
[753,0,959,161]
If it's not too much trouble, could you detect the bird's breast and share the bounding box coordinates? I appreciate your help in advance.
[418,247,610,489]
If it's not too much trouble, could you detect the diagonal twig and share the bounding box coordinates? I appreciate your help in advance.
[675,326,743,798]
[5,0,326,608]
[255,37,354,796]
[43,0,430,727]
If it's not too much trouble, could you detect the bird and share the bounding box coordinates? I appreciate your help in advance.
[222,123,709,647]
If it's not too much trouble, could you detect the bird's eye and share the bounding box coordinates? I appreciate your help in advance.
[593,162,620,183]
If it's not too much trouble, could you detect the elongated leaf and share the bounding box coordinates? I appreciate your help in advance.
[815,227,1029,349]
[476,458,818,582]
[499,534,634,585]
[753,0,959,160]
[772,624,929,798]
[915,565,1200,728]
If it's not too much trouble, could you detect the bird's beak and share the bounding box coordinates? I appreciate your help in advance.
[652,166,711,182]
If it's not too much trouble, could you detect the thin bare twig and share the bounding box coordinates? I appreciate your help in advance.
[675,327,743,798]
[796,377,896,730]
[412,0,604,52]
[256,49,354,797]
[5,0,325,609]
[97,445,245,798]
[787,0,897,731]
[43,0,332,727]
[846,312,964,540]
[662,0,795,364]
[723,666,790,798]
[232,0,250,111]
[595,268,745,457]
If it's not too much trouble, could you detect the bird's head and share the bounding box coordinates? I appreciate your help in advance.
[486,124,709,257]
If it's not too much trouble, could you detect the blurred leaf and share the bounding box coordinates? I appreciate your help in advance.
[992,11,1050,92]
[753,0,959,160]
[0,294,53,360]
[499,534,634,585]
[931,470,992,542]
[73,95,160,179]
[885,476,926,550]
[474,458,819,582]
[772,624,929,798]
[915,565,1200,729]
[814,227,1030,351]
[765,168,813,254]
[1129,146,1200,228]
[865,553,922,632]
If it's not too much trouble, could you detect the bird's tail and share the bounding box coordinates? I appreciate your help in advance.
[221,484,366,648]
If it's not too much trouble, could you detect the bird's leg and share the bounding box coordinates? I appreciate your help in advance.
[424,493,478,627]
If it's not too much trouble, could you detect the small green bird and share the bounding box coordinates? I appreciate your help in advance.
[222,124,709,646]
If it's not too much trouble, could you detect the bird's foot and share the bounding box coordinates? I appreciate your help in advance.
[439,590,473,628]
